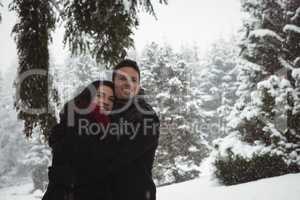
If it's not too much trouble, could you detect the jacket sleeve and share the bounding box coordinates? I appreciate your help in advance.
[48,122,66,149]
[48,105,70,149]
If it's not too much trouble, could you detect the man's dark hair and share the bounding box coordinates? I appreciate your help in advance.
[112,59,140,81]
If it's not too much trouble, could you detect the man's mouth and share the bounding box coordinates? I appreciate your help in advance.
[122,88,131,95]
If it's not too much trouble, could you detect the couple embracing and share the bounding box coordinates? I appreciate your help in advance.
[42,59,160,200]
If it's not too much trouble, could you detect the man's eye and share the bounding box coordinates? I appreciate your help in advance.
[118,75,127,81]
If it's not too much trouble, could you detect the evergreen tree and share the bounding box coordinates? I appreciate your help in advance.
[195,38,240,141]
[9,0,57,137]
[8,0,167,138]
[0,71,30,187]
[239,0,300,169]
[211,0,300,185]
[52,54,108,112]
[62,0,166,65]
[22,128,52,192]
[140,42,208,186]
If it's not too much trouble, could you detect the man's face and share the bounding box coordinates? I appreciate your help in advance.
[92,85,115,112]
[114,66,140,99]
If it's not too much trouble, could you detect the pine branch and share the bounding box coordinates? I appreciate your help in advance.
[11,0,57,137]
[49,0,64,20]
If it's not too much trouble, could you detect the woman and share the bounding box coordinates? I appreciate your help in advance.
[42,80,115,200]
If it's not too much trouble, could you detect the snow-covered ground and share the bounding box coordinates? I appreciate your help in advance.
[159,173,300,200]
[1,173,300,200]
[0,180,43,200]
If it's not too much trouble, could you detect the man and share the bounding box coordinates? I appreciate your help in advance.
[107,59,160,200]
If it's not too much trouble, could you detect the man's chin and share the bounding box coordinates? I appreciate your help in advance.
[120,91,135,99]
[118,95,129,100]
[118,94,135,100]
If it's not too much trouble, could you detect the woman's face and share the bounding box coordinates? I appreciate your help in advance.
[92,85,114,112]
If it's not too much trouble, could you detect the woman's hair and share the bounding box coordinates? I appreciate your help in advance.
[59,80,114,122]
[73,80,114,109]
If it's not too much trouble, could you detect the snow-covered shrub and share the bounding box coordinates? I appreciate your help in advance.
[210,73,300,184]
[214,150,288,185]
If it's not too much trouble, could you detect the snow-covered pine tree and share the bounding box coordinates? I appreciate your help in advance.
[140,42,208,186]
[0,70,30,187]
[64,55,105,99]
[22,127,51,192]
[194,38,240,142]
[50,54,109,117]
[210,0,300,185]
[211,59,291,185]
[239,0,300,170]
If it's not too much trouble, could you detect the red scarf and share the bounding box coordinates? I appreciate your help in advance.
[88,103,110,127]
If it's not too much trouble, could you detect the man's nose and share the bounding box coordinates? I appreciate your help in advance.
[124,81,131,88]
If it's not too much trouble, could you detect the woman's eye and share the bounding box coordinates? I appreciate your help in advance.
[96,93,104,98]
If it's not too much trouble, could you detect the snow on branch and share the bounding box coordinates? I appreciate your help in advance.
[291,7,300,22]
[278,56,294,71]
[249,29,284,43]
[283,24,300,35]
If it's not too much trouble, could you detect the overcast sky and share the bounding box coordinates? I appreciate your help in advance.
[0,0,242,73]
[134,0,242,52]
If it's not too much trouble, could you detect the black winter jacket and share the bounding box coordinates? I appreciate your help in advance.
[42,95,160,200]
[42,108,114,200]
[107,96,160,200]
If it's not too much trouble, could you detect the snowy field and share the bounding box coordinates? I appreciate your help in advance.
[1,173,300,200]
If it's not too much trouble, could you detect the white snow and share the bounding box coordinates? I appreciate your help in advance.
[0,181,43,200]
[211,132,268,159]
[168,77,182,87]
[278,56,294,70]
[120,0,132,12]
[283,24,300,34]
[249,29,284,43]
[292,68,300,80]
[291,7,300,22]
[1,173,299,200]
[158,173,300,200]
